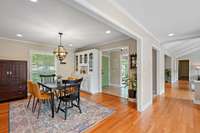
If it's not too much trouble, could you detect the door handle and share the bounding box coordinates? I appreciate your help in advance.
[10,71,12,75]
[6,71,9,75]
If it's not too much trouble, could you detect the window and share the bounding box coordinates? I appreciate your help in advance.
[31,52,56,82]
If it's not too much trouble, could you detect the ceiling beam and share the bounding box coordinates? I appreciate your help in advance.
[175,42,200,58]
[161,34,200,45]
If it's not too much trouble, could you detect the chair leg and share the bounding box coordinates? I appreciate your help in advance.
[37,100,41,119]
[56,99,62,113]
[33,99,38,113]
[64,103,68,120]
[78,106,82,113]
[47,99,50,108]
[32,97,36,112]
[27,95,32,108]
[77,98,82,113]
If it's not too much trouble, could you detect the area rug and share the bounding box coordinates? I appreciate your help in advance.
[9,98,114,133]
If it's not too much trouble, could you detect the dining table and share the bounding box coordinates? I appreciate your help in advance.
[37,81,70,118]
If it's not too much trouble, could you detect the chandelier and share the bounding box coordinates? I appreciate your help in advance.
[53,32,68,63]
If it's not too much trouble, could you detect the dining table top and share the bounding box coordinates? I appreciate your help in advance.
[38,81,79,91]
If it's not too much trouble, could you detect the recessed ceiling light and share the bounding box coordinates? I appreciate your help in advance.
[105,30,111,34]
[69,43,73,47]
[16,34,23,37]
[30,0,38,3]
[168,33,175,37]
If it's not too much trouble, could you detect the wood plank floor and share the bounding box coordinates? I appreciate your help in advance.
[81,80,200,133]
[1,80,200,133]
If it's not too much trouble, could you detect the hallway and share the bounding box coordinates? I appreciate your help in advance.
[81,80,200,133]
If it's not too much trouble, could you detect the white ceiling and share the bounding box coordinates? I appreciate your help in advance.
[162,38,200,58]
[114,0,200,43]
[0,0,128,48]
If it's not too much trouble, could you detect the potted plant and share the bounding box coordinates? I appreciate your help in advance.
[165,69,171,83]
[128,73,137,98]
[122,71,137,98]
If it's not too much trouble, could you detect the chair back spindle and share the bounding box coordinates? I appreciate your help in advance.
[40,74,56,84]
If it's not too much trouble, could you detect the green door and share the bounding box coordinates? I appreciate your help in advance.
[102,56,109,88]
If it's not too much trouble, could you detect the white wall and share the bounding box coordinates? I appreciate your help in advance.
[165,55,171,69]
[0,38,75,79]
[70,0,165,111]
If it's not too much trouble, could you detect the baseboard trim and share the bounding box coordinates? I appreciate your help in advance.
[159,89,165,95]
[128,98,136,102]
[193,99,200,105]
[109,84,120,87]
[139,101,152,112]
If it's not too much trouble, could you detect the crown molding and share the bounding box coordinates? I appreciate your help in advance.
[0,36,76,51]
[0,37,56,48]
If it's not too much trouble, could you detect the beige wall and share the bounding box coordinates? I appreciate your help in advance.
[0,38,75,79]
[110,51,121,86]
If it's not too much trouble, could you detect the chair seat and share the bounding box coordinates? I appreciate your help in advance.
[39,93,51,100]
[59,94,77,101]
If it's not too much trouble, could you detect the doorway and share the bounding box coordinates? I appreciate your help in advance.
[152,49,157,96]
[102,56,109,88]
[101,48,129,98]
[164,55,172,83]
[178,60,189,80]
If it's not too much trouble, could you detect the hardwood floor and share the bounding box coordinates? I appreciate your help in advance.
[81,80,200,133]
[2,80,200,133]
[0,103,9,133]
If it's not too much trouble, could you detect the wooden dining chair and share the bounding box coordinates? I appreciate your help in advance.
[56,78,83,120]
[39,74,60,98]
[27,81,36,112]
[32,83,51,119]
[40,74,56,84]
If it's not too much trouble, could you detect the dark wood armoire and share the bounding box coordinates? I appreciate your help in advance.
[0,60,27,102]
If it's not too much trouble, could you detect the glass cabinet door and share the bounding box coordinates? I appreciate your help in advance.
[89,53,93,71]
[80,55,82,64]
[75,55,78,71]
[84,54,88,64]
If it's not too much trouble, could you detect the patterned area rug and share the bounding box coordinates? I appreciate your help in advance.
[10,98,113,133]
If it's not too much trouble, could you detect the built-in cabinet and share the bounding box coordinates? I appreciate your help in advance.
[74,49,99,94]
[0,60,27,102]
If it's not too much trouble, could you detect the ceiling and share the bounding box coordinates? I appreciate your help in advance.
[162,38,200,58]
[0,0,128,48]
[113,0,200,43]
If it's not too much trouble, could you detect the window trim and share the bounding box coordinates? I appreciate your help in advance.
[29,50,57,81]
